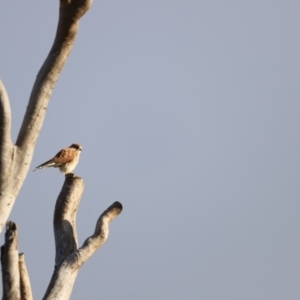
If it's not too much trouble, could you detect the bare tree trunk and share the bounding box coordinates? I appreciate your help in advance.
[0,0,92,233]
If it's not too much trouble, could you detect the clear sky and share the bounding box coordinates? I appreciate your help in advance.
[0,1,299,299]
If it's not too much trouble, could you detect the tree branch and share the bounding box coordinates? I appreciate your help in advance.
[19,253,33,300]
[54,175,84,265]
[16,0,92,149]
[0,79,14,190]
[0,79,12,149]
[1,221,20,300]
[43,177,123,300]
[73,201,123,269]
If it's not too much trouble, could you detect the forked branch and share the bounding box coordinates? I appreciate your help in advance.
[1,177,123,300]
[43,176,123,300]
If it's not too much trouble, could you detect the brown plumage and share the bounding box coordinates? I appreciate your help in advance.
[33,143,82,174]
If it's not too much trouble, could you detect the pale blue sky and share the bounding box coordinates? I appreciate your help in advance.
[0,1,300,299]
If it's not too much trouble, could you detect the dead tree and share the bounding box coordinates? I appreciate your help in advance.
[1,176,122,299]
[0,0,93,233]
[0,1,123,298]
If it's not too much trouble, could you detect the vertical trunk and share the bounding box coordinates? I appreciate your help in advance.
[1,222,20,300]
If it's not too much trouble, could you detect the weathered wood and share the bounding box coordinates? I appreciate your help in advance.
[0,0,92,233]
[0,79,12,150]
[0,80,15,234]
[19,254,33,300]
[54,175,84,265]
[74,201,123,270]
[1,221,20,300]
[43,176,123,300]
[1,2,124,299]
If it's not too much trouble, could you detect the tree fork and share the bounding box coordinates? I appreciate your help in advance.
[1,176,122,300]
[43,175,122,300]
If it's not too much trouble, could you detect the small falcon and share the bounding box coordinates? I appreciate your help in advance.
[33,143,82,174]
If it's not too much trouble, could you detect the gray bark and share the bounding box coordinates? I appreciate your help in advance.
[0,0,92,233]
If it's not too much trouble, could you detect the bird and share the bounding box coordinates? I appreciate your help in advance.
[33,143,82,174]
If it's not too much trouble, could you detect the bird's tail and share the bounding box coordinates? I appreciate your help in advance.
[32,160,56,172]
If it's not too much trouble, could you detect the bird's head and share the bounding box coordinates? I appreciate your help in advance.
[70,143,83,152]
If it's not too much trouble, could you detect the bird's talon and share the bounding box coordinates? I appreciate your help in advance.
[65,172,76,178]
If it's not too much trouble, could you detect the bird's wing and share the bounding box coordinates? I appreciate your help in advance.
[33,148,77,171]
[52,148,77,164]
